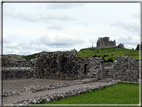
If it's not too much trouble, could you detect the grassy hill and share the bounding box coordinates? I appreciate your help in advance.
[2,53,39,61]
[78,47,140,62]
[22,53,39,61]
[3,47,140,62]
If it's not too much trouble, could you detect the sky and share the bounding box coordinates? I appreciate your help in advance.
[3,2,140,55]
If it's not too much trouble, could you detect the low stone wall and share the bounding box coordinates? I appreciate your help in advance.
[2,67,34,80]
[2,90,20,97]
[22,78,97,93]
[13,80,121,105]
[2,56,31,67]
[113,56,139,82]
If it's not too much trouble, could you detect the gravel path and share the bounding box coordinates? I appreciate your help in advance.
[3,78,112,104]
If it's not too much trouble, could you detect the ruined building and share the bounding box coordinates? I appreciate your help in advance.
[2,49,139,82]
[96,37,116,48]
[80,37,123,51]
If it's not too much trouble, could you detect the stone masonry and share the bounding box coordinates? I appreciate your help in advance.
[32,49,104,80]
[2,50,140,82]
[113,56,139,82]
[2,55,31,67]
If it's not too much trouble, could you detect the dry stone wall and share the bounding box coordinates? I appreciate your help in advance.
[102,62,114,78]
[2,55,31,67]
[2,67,34,80]
[113,56,139,82]
[32,49,104,80]
[2,50,140,82]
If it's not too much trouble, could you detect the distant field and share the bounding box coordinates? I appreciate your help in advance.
[78,47,140,62]
[39,83,139,104]
[3,53,39,61]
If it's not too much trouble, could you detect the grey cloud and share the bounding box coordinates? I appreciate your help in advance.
[16,13,75,22]
[3,42,47,55]
[110,21,140,34]
[132,13,140,19]
[31,35,85,48]
[89,39,97,44]
[46,3,85,9]
[3,10,75,22]
[47,24,64,30]
[116,36,139,45]
[74,22,89,27]
[3,4,15,17]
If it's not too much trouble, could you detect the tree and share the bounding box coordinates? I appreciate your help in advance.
[135,44,142,51]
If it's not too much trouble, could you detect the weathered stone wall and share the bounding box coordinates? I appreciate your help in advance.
[103,62,114,78]
[32,50,104,80]
[2,50,139,82]
[113,56,139,82]
[2,67,34,80]
[2,56,31,67]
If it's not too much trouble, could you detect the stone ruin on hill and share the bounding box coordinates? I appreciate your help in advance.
[97,37,116,48]
[2,49,140,82]
[80,37,124,50]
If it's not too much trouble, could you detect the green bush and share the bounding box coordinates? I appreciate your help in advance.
[107,58,113,62]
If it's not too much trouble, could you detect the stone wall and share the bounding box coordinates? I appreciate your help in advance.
[32,49,104,80]
[113,56,139,82]
[2,67,34,80]
[2,55,31,67]
[103,62,114,78]
[2,50,140,82]
[13,80,122,105]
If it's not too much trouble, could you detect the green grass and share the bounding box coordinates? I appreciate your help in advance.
[3,47,140,62]
[78,47,140,62]
[2,53,39,61]
[39,83,139,104]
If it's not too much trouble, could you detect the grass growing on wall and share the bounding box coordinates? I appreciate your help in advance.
[38,83,139,104]
[78,47,140,62]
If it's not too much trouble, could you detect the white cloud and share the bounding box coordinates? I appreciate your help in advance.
[116,34,140,45]
[110,20,140,35]
[3,3,140,55]
[3,4,15,17]
[3,9,75,22]
[47,24,64,30]
[45,3,85,9]
[3,33,10,43]
[31,32,85,48]
[7,42,19,48]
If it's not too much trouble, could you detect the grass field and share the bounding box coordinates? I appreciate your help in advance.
[38,83,139,104]
[3,47,139,62]
[78,47,140,62]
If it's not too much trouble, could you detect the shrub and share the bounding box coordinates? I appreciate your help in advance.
[93,54,97,57]
[107,58,113,62]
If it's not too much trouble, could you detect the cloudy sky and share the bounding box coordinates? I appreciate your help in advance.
[3,3,140,55]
